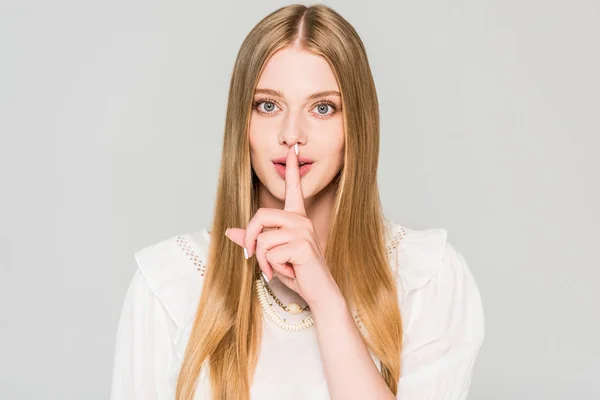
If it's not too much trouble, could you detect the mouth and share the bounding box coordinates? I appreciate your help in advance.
[272,160,313,178]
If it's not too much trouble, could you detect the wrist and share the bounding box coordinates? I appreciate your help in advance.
[309,286,347,318]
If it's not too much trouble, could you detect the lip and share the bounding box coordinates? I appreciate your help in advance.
[272,156,314,164]
[273,162,313,179]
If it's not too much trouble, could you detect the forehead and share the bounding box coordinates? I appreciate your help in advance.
[256,47,339,97]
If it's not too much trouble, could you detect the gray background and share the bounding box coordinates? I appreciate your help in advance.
[1,0,598,399]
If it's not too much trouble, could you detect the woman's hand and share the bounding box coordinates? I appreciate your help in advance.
[225,144,340,308]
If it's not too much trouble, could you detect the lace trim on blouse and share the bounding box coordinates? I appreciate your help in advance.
[175,236,207,276]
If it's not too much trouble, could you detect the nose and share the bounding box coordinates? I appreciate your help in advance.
[278,113,307,147]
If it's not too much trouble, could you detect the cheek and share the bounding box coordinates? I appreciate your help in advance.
[311,133,344,177]
[248,124,270,161]
[327,130,345,164]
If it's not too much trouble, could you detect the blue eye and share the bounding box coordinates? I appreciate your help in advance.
[252,97,339,119]
[313,103,336,116]
[254,100,279,113]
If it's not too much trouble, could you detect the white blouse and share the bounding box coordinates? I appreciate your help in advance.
[110,220,485,399]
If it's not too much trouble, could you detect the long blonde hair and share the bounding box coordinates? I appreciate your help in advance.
[176,4,403,398]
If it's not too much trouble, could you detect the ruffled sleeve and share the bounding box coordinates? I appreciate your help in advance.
[110,267,176,399]
[392,225,485,400]
[110,232,209,400]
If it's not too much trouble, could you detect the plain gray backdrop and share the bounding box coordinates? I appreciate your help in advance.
[1,0,598,399]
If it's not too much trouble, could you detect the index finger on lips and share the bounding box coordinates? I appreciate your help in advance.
[284,143,306,217]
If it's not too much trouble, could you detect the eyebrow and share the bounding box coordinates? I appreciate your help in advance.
[254,88,341,101]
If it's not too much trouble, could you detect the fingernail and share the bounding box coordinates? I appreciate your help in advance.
[243,247,249,259]
[224,228,229,237]
[261,271,270,282]
[294,143,298,155]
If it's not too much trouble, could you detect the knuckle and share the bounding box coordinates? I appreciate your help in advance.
[265,252,276,268]
[303,229,312,241]
[302,219,313,231]
[303,240,312,251]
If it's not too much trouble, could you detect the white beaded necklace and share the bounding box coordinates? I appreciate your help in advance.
[255,272,364,333]
[255,274,315,331]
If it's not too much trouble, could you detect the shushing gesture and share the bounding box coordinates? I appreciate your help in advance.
[225,143,339,308]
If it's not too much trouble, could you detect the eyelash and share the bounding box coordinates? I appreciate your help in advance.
[252,97,339,119]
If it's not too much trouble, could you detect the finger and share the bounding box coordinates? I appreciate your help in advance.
[227,227,297,281]
[225,227,278,282]
[243,208,303,258]
[254,229,296,281]
[284,143,306,216]
[225,227,245,248]
[265,241,299,279]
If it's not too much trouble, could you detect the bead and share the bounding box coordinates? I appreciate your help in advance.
[255,276,315,332]
[286,303,302,315]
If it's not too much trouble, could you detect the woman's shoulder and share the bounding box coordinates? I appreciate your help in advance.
[386,219,484,334]
[385,220,466,295]
[132,229,211,328]
[384,221,485,391]
[385,219,448,269]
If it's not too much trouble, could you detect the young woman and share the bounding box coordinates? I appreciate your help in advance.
[110,4,485,399]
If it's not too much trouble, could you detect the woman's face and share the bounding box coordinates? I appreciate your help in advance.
[248,46,345,207]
